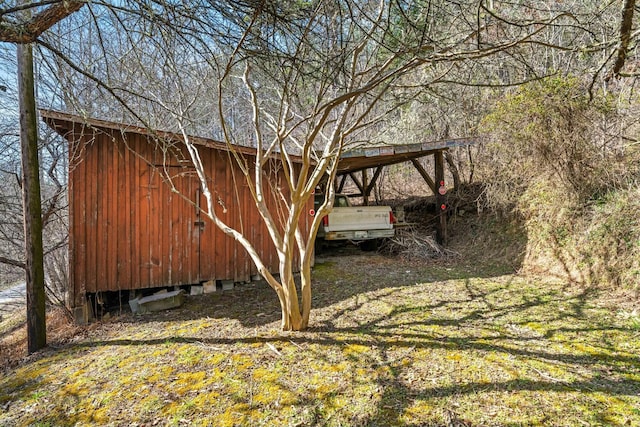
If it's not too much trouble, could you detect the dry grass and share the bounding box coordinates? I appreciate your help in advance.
[1,246,639,427]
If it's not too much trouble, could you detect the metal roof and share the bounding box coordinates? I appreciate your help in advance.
[39,109,268,159]
[336,138,479,174]
[40,109,480,174]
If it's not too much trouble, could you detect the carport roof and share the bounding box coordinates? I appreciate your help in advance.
[336,137,479,174]
[40,109,480,174]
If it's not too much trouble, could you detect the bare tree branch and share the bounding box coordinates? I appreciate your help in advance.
[0,0,85,43]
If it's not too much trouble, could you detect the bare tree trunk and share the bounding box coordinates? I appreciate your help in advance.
[18,42,47,354]
[444,151,461,191]
[609,0,636,79]
[278,240,303,331]
[298,247,312,330]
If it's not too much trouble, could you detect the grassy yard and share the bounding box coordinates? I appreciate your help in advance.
[1,249,639,427]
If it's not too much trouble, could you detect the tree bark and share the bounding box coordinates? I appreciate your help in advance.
[18,42,47,354]
[298,250,312,330]
[609,0,636,79]
[0,1,85,43]
[444,151,461,191]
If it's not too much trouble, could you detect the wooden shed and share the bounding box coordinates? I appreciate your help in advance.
[41,110,313,322]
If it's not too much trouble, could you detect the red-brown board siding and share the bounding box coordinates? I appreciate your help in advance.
[86,131,98,294]
[63,122,313,305]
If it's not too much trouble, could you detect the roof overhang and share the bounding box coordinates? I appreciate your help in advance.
[40,109,481,175]
[337,138,479,175]
[39,109,299,161]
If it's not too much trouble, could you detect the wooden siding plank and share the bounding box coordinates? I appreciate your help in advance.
[113,133,121,292]
[181,169,193,285]
[149,161,158,286]
[162,167,171,286]
[129,133,140,290]
[120,137,134,289]
[116,139,129,290]
[190,168,200,284]
[163,158,172,285]
[107,131,117,291]
[193,149,205,282]
[95,134,109,290]
[231,158,239,281]
[86,130,98,293]
[225,151,234,280]
[196,147,208,282]
[159,161,172,286]
[201,165,209,281]
[238,159,251,282]
[170,169,185,285]
[218,150,227,280]
[180,171,189,284]
[155,163,164,286]
[97,131,108,291]
[240,165,250,282]
[166,168,173,285]
[149,151,161,286]
[138,135,151,288]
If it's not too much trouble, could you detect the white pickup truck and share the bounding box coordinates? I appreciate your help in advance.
[314,194,396,247]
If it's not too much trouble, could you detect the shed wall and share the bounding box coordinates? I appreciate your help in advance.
[64,123,311,307]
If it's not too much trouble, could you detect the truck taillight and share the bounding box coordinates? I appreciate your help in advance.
[390,212,397,224]
[322,216,329,226]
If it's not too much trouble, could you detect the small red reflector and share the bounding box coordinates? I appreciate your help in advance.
[440,204,446,210]
[440,180,445,186]
[390,212,396,224]
[322,216,329,226]
[309,209,315,216]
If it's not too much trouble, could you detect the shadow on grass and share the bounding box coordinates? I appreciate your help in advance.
[68,278,640,386]
[106,242,525,330]
[51,283,638,426]
[3,283,639,426]
[4,244,639,426]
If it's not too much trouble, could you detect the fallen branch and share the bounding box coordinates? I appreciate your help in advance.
[266,342,282,357]
[381,227,459,260]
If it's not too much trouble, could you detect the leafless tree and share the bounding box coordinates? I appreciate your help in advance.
[34,0,620,330]
[5,0,640,331]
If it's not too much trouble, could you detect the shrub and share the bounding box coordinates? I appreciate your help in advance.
[480,76,637,210]
[480,76,640,290]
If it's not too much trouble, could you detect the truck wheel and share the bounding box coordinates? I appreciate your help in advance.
[360,239,379,252]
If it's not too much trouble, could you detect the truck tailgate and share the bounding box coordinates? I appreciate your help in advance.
[325,206,393,231]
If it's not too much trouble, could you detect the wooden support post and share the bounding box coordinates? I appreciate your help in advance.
[362,169,369,205]
[411,158,436,194]
[364,166,384,202]
[348,172,364,195]
[336,174,347,193]
[434,151,447,245]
